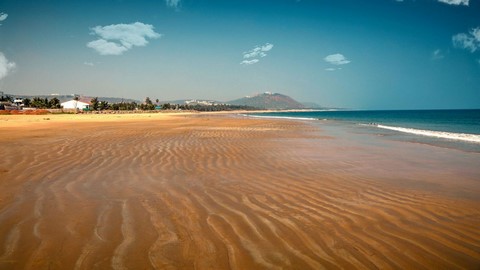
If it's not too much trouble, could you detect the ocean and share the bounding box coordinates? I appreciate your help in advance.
[247,109,480,152]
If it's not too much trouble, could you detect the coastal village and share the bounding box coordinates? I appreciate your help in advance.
[0,91,319,113]
[0,93,248,113]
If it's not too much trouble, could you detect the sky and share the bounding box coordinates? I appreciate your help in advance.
[0,0,479,109]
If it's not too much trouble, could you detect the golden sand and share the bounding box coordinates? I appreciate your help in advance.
[0,113,479,269]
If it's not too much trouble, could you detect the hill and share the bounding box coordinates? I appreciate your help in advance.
[228,92,305,110]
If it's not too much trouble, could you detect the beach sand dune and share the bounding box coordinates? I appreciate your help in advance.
[0,114,479,269]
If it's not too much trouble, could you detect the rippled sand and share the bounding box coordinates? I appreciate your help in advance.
[0,113,479,269]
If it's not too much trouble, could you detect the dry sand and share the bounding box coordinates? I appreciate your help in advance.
[0,113,479,269]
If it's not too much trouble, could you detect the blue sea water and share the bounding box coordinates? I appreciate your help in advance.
[247,109,480,151]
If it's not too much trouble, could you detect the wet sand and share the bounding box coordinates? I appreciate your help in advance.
[0,113,479,269]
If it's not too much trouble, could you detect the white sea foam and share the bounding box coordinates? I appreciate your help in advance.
[374,124,480,143]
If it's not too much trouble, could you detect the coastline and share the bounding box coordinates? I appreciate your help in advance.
[0,113,479,269]
[243,109,480,153]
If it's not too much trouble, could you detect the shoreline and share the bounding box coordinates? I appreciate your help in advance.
[240,110,480,154]
[0,113,479,268]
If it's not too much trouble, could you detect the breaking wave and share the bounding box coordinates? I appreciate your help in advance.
[374,124,480,144]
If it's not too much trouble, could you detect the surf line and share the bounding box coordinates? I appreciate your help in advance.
[370,124,480,144]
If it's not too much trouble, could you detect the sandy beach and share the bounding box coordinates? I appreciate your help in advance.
[0,113,479,269]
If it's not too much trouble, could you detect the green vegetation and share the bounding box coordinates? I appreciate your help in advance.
[90,97,99,110]
[29,97,61,109]
[138,97,155,110]
[86,96,255,112]
[110,102,137,111]
[0,94,14,102]
[2,94,258,112]
[23,98,31,107]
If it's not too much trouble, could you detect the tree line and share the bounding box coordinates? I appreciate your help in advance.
[1,94,256,112]
[0,95,62,109]
[28,97,62,108]
[89,97,256,112]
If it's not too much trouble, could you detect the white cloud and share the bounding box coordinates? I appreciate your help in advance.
[240,59,260,65]
[0,12,8,25]
[166,0,181,9]
[87,39,129,55]
[261,43,274,52]
[438,0,469,5]
[324,53,351,65]
[87,22,161,55]
[243,43,274,59]
[244,51,266,59]
[474,28,480,40]
[0,13,7,22]
[325,67,342,71]
[0,52,16,80]
[452,27,480,53]
[84,62,95,66]
[432,49,445,60]
[240,43,274,65]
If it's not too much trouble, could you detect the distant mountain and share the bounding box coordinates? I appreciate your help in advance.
[228,92,306,110]
[158,99,190,105]
[159,99,225,106]
[9,94,76,103]
[83,96,140,104]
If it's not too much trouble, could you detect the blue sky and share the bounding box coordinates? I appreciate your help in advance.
[0,0,479,109]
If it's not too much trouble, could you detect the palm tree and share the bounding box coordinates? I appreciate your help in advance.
[0,94,13,102]
[91,97,99,111]
[145,97,153,105]
[23,98,31,107]
[31,97,47,108]
[49,97,61,109]
[99,101,109,110]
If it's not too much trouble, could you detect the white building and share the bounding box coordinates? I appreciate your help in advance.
[61,100,90,110]
[13,98,23,107]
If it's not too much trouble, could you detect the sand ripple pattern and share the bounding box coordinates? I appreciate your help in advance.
[0,115,479,269]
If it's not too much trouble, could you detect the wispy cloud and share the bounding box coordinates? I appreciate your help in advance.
[325,67,342,72]
[87,39,129,55]
[84,62,95,66]
[87,22,161,55]
[241,43,274,65]
[0,52,16,80]
[240,59,260,65]
[452,27,480,53]
[438,0,469,5]
[399,0,470,5]
[166,0,181,9]
[432,49,445,60]
[0,12,8,25]
[324,53,351,65]
[243,43,274,59]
